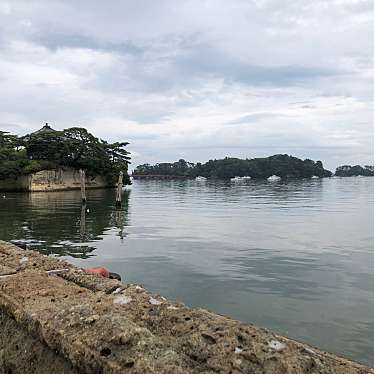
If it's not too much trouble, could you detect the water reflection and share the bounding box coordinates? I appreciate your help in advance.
[0,188,130,257]
[1,178,374,366]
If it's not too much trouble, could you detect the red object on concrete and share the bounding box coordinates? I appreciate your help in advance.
[86,267,110,278]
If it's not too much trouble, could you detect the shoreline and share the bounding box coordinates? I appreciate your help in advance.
[1,240,373,373]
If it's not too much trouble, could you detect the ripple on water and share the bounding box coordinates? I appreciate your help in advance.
[1,178,374,366]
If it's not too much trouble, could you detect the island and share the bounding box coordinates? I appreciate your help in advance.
[0,124,131,191]
[133,154,332,180]
[335,165,374,177]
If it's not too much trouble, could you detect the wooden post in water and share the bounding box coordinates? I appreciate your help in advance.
[80,169,86,203]
[80,203,86,240]
[115,171,123,207]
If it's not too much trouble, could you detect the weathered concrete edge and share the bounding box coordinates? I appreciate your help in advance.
[0,167,116,192]
[1,240,373,374]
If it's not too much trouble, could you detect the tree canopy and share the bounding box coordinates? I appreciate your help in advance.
[133,154,332,179]
[335,165,374,177]
[0,125,131,184]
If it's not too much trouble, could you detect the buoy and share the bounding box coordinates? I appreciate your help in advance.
[86,267,121,281]
[86,267,110,278]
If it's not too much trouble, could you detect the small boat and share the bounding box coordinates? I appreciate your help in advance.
[267,175,281,182]
[195,176,207,181]
[230,176,251,182]
[230,176,242,182]
[311,175,319,179]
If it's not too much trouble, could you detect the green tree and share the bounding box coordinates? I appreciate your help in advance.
[0,126,131,184]
[133,154,332,179]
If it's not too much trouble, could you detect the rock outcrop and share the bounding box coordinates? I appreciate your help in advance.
[0,168,111,192]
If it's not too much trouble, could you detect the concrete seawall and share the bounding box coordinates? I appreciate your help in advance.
[0,168,112,192]
[0,241,372,373]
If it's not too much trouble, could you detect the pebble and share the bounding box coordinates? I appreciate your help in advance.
[19,256,29,265]
[167,305,179,310]
[303,347,316,355]
[149,297,162,305]
[112,287,122,295]
[113,295,132,305]
[84,315,100,324]
[268,339,286,351]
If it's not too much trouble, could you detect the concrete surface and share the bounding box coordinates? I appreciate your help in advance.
[0,241,373,374]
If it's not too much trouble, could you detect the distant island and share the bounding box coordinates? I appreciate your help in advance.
[133,154,332,179]
[0,124,131,191]
[335,165,374,177]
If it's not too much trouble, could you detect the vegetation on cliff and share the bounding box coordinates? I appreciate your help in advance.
[335,165,374,177]
[134,154,332,179]
[0,125,131,184]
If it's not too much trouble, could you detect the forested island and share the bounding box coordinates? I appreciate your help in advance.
[335,165,374,177]
[133,154,332,179]
[0,124,131,187]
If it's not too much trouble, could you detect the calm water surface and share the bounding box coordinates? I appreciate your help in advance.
[1,178,374,366]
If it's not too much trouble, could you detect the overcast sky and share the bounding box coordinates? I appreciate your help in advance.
[1,0,373,170]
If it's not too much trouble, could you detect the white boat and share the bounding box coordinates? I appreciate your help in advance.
[195,176,207,181]
[267,175,281,182]
[230,176,251,182]
[311,175,319,179]
[230,176,242,182]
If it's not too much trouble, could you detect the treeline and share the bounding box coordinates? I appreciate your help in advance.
[134,155,332,179]
[335,165,374,177]
[0,125,131,184]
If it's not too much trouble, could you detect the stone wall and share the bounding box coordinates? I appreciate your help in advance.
[1,241,373,374]
[0,168,112,192]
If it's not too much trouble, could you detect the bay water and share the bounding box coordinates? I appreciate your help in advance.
[1,177,374,366]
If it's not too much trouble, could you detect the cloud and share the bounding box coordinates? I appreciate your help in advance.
[0,0,373,170]
[226,112,290,125]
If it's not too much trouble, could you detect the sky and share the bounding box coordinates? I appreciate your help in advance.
[0,0,373,171]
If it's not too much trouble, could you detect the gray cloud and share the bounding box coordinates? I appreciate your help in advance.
[175,45,338,87]
[0,0,373,170]
[226,112,290,125]
[33,32,144,56]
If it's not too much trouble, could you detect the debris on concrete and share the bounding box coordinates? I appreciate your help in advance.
[268,339,287,351]
[167,305,179,310]
[112,287,122,295]
[113,295,132,305]
[46,268,70,274]
[19,256,28,265]
[149,297,162,305]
